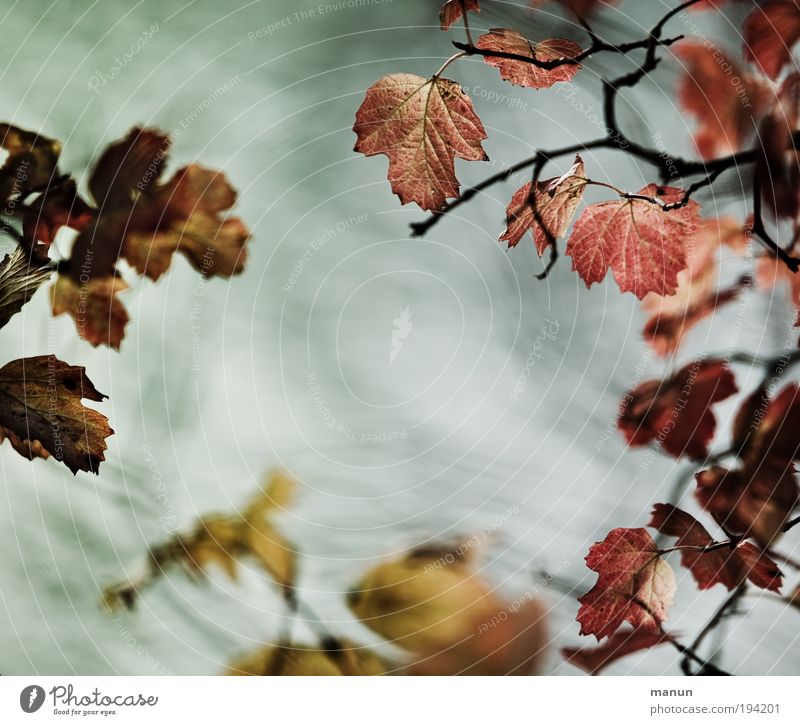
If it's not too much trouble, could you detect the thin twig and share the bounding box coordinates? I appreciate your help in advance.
[681,584,746,675]
[751,174,800,272]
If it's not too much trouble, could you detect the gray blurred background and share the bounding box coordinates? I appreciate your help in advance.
[0,0,797,675]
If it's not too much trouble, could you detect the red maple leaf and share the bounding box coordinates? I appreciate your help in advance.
[743,0,800,79]
[562,627,671,675]
[676,42,771,159]
[500,154,586,253]
[618,359,737,460]
[566,185,700,299]
[476,29,581,89]
[440,0,480,30]
[353,73,488,211]
[577,528,676,640]
[648,503,782,591]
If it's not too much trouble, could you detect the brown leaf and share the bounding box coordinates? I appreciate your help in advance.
[0,427,50,462]
[122,167,249,281]
[0,123,61,204]
[22,179,94,261]
[88,127,170,208]
[69,130,251,285]
[476,29,581,89]
[0,355,112,474]
[51,273,130,350]
[501,154,586,253]
[353,73,488,210]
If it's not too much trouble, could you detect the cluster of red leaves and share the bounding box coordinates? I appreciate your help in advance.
[567,361,800,672]
[355,0,800,676]
[679,3,800,223]
[696,382,800,546]
[567,501,785,673]
[618,358,737,461]
[618,360,800,540]
[0,124,251,473]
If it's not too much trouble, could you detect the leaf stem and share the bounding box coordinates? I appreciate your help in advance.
[433,51,467,79]
[460,0,473,47]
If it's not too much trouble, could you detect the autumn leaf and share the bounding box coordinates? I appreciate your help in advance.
[22,179,94,261]
[695,463,798,547]
[120,166,250,281]
[0,427,50,463]
[0,123,61,204]
[676,42,771,159]
[566,185,700,299]
[501,154,586,253]
[476,29,581,89]
[643,285,744,358]
[756,254,800,324]
[103,471,298,610]
[353,73,488,211]
[735,542,783,592]
[347,545,504,652]
[577,528,676,640]
[618,359,737,461]
[0,355,112,474]
[754,73,800,219]
[738,383,800,465]
[440,0,480,30]
[562,627,671,675]
[641,217,750,356]
[171,471,297,589]
[88,127,169,208]
[648,503,783,591]
[0,246,52,331]
[743,0,800,79]
[51,273,130,350]
[69,128,250,285]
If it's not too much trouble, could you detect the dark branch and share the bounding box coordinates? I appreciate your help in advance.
[681,584,746,676]
[451,34,684,71]
[409,138,607,237]
[751,174,800,273]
